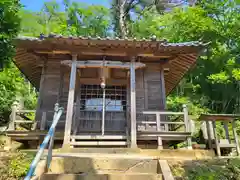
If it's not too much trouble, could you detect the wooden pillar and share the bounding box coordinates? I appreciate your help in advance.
[35,58,47,125]
[63,55,77,146]
[126,78,131,147]
[160,70,167,109]
[160,69,168,131]
[206,120,213,149]
[223,122,231,144]
[183,105,192,149]
[232,120,240,156]
[212,121,221,156]
[72,70,81,136]
[8,101,18,131]
[156,113,163,149]
[130,57,137,148]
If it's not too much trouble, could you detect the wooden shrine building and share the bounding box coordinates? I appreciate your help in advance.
[10,35,205,149]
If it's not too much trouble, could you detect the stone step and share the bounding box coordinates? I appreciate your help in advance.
[57,148,215,160]
[49,156,159,174]
[39,173,163,180]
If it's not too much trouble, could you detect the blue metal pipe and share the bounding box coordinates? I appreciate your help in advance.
[24,108,63,180]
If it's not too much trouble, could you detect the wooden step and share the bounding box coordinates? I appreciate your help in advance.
[71,135,127,140]
[39,173,163,180]
[70,141,127,146]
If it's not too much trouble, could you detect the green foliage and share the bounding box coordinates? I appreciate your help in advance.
[63,3,111,37]
[8,152,33,178]
[167,96,208,118]
[131,0,240,116]
[186,159,240,180]
[171,159,240,180]
[20,1,111,37]
[0,0,20,67]
[0,151,34,179]
[0,63,37,123]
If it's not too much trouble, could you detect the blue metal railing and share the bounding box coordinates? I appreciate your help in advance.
[24,103,63,180]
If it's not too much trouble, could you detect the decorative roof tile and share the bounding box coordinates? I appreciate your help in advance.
[16,34,207,48]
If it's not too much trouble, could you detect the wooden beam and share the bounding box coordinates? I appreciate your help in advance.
[159,160,175,180]
[232,120,240,156]
[74,78,127,86]
[130,57,137,148]
[61,60,146,69]
[212,121,221,156]
[32,47,176,57]
[206,120,213,149]
[224,122,231,144]
[63,54,77,147]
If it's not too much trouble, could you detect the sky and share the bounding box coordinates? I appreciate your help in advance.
[20,0,110,11]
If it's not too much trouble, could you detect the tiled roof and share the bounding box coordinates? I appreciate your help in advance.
[14,34,207,94]
[16,34,206,47]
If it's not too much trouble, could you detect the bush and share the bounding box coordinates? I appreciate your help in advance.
[0,151,34,180]
[170,159,240,180]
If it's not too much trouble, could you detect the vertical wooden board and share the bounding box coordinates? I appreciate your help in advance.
[40,60,62,114]
[40,111,47,130]
[144,70,162,111]
[57,66,64,104]
[35,59,47,123]
[146,81,161,110]
[136,69,145,124]
[80,68,98,78]
[111,69,127,79]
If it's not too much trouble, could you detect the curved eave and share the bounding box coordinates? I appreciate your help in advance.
[14,37,205,94]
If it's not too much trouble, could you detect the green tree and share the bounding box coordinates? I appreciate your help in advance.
[63,1,111,37]
[111,0,192,37]
[131,0,240,114]
[0,64,37,123]
[0,0,20,68]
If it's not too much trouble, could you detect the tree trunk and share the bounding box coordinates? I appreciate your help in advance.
[118,0,127,38]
